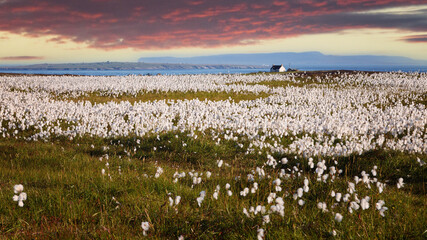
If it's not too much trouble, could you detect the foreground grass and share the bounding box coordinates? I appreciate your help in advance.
[0,132,426,239]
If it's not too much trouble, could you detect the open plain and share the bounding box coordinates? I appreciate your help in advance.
[0,71,426,239]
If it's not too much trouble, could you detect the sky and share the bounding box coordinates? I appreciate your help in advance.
[0,0,427,64]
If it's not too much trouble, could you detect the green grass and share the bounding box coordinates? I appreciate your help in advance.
[0,132,426,239]
[61,91,271,104]
[245,79,317,88]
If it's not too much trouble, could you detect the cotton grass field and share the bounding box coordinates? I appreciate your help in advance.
[0,71,426,239]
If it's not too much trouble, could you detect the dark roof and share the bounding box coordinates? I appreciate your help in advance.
[270,65,283,70]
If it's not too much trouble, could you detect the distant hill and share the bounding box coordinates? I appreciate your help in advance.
[0,62,261,70]
[138,52,427,68]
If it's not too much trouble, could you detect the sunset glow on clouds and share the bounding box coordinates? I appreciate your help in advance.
[0,0,426,63]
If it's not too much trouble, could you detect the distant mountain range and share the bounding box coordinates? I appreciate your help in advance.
[1,52,426,72]
[139,51,427,68]
[0,62,261,70]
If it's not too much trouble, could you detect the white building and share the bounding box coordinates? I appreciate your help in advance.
[270,64,286,72]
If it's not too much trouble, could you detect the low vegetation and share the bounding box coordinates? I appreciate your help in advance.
[0,72,426,239]
[1,133,426,239]
[64,91,271,104]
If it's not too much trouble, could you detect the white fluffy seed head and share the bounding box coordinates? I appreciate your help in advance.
[334,213,343,222]
[12,195,19,201]
[175,196,181,205]
[14,184,24,194]
[297,188,303,198]
[141,221,150,231]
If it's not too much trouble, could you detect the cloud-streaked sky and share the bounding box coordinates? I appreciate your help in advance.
[0,0,426,64]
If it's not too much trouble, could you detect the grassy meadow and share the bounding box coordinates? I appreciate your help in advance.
[0,72,426,239]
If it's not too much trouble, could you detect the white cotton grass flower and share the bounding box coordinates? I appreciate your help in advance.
[376,200,388,217]
[178,235,185,240]
[343,193,351,202]
[14,184,24,194]
[329,166,337,175]
[175,196,181,205]
[252,182,258,193]
[308,158,314,169]
[297,188,303,198]
[196,197,203,207]
[217,160,223,168]
[247,174,255,182]
[267,192,276,204]
[303,185,309,192]
[348,201,360,214]
[334,213,343,223]
[225,183,231,189]
[281,157,288,164]
[275,197,284,206]
[13,184,27,207]
[256,167,265,179]
[376,200,385,210]
[240,187,249,197]
[335,192,342,202]
[417,157,425,166]
[376,182,385,193]
[193,177,202,185]
[354,176,361,184]
[348,182,356,194]
[17,193,27,207]
[154,166,163,178]
[266,154,277,168]
[317,202,328,212]
[322,174,329,183]
[262,215,270,224]
[371,166,377,176]
[206,171,212,178]
[298,199,305,206]
[254,205,263,215]
[196,191,206,207]
[141,221,150,236]
[303,178,309,186]
[243,208,250,218]
[361,196,370,210]
[227,190,232,196]
[12,195,19,201]
[257,228,265,240]
[397,178,404,189]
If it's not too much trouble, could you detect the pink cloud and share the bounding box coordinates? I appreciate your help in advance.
[0,0,425,50]
[0,56,45,60]
[402,35,427,43]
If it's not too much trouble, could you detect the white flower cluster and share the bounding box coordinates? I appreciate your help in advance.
[12,184,27,207]
[154,166,164,178]
[1,72,426,158]
[169,195,181,207]
[196,190,206,207]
